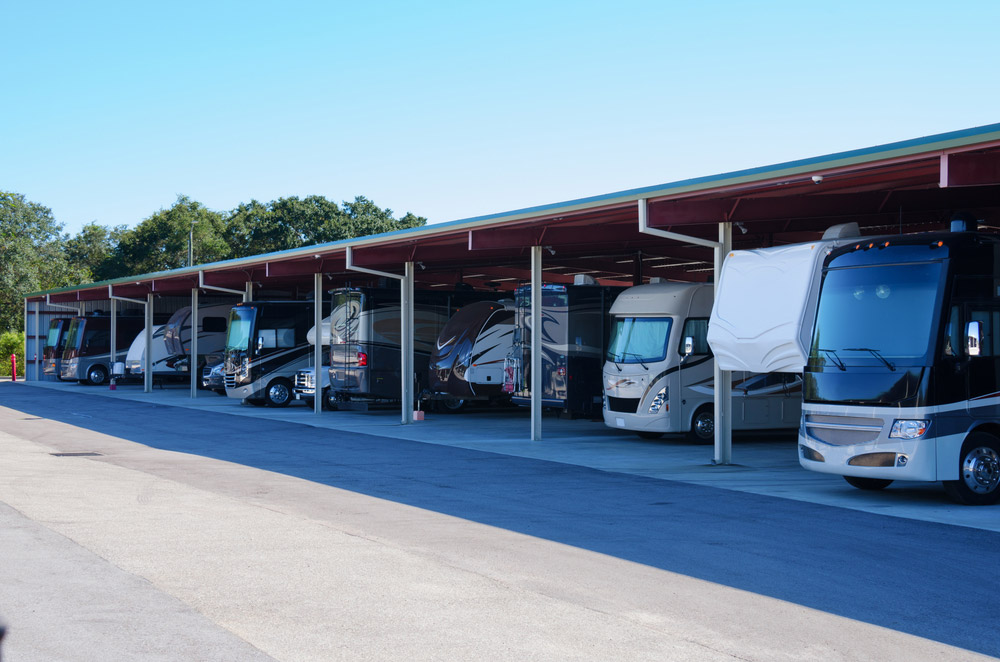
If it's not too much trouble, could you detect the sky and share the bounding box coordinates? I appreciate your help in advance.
[3,1,999,237]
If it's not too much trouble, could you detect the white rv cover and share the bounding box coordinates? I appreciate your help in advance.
[708,243,829,373]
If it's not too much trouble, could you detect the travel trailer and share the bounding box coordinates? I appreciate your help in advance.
[603,282,800,442]
[429,300,515,405]
[60,314,145,385]
[123,325,182,381]
[162,304,232,377]
[42,317,73,379]
[709,220,1000,505]
[224,301,329,407]
[504,282,622,417]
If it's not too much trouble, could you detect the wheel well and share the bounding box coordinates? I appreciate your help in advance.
[969,423,1000,441]
[690,403,712,424]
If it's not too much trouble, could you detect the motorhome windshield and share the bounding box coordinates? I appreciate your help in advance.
[64,320,84,350]
[810,262,942,365]
[45,322,63,350]
[226,307,256,351]
[607,317,672,363]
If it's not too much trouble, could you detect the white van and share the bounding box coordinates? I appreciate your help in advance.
[602,282,801,442]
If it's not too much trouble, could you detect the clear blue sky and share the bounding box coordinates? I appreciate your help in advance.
[3,1,999,236]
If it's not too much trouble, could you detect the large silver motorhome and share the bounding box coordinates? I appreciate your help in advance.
[603,282,801,442]
[60,314,145,385]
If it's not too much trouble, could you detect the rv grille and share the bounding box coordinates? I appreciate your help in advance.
[224,374,236,389]
[607,396,640,413]
[805,414,882,445]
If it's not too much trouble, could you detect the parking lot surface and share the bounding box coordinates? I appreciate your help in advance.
[1,380,998,660]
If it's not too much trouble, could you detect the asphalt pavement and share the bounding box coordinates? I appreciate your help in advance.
[1,381,997,660]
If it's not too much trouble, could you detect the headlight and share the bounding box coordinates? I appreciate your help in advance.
[889,419,929,439]
[648,387,668,414]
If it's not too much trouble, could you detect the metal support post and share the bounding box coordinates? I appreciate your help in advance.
[190,288,200,398]
[531,245,542,441]
[33,302,41,380]
[244,282,252,303]
[110,297,117,371]
[713,222,734,465]
[401,262,414,424]
[313,273,324,414]
[144,294,153,393]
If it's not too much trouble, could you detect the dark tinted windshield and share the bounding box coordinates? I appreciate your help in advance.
[810,262,942,366]
[607,317,672,363]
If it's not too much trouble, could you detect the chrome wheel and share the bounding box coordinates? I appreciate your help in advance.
[265,379,292,407]
[688,408,714,444]
[961,445,1000,495]
[86,365,108,386]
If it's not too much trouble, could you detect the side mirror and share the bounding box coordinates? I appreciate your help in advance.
[682,336,694,360]
[256,336,264,353]
[967,321,982,357]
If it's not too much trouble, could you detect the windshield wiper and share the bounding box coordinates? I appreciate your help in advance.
[816,348,847,371]
[844,347,896,371]
[623,352,649,370]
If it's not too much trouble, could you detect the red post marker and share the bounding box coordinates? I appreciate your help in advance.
[10,354,16,382]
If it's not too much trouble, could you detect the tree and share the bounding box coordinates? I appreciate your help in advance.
[64,222,130,281]
[0,191,87,332]
[222,195,427,259]
[114,195,228,275]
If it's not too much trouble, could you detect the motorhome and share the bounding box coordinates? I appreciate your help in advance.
[504,282,622,417]
[60,314,145,385]
[328,287,489,406]
[429,300,515,405]
[42,317,73,379]
[162,304,232,377]
[798,225,1000,505]
[224,301,327,407]
[603,282,801,442]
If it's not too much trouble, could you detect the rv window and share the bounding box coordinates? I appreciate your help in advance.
[202,317,227,333]
[679,318,711,356]
[46,325,61,348]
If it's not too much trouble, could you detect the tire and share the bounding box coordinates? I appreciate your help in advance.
[943,432,1000,505]
[688,406,714,444]
[437,397,464,413]
[85,365,108,386]
[636,431,663,440]
[843,475,893,491]
[264,378,293,408]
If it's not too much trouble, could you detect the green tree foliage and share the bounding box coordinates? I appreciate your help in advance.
[0,191,88,332]
[0,331,25,377]
[224,195,426,259]
[63,222,130,281]
[114,195,229,274]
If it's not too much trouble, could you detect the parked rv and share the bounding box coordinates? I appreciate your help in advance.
[504,282,622,417]
[123,325,182,381]
[42,317,73,380]
[603,282,801,442]
[60,314,146,385]
[162,304,232,377]
[799,225,1000,505]
[223,301,329,407]
[328,287,490,406]
[429,300,515,406]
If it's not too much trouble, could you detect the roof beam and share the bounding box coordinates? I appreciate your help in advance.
[942,152,1000,187]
